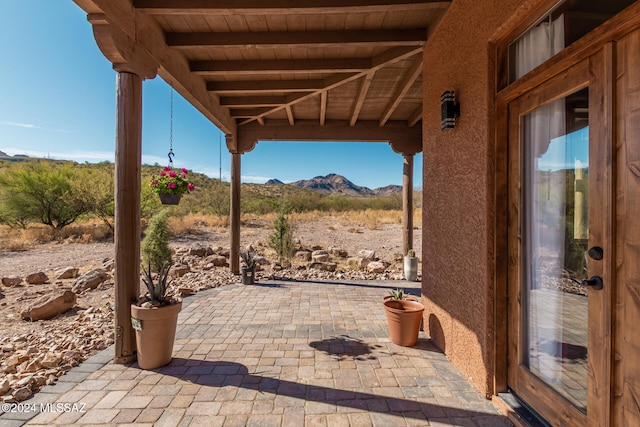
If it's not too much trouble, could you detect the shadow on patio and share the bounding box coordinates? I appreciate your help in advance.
[14,279,512,426]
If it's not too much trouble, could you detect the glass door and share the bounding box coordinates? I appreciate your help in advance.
[507,51,612,426]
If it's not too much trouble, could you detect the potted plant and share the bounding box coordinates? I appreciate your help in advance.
[240,246,257,285]
[130,211,182,369]
[150,166,195,205]
[383,288,424,347]
[403,249,418,281]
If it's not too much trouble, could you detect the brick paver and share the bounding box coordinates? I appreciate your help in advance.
[2,279,512,426]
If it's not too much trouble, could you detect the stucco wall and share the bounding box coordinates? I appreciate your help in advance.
[421,0,537,395]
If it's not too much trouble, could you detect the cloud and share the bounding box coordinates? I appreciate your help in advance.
[0,121,71,133]
[2,148,114,161]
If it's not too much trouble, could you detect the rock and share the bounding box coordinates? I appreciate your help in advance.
[55,267,79,280]
[20,290,77,321]
[26,272,48,285]
[0,379,9,395]
[72,269,108,293]
[311,250,329,262]
[179,287,195,297]
[40,353,62,369]
[189,243,213,257]
[13,387,32,402]
[1,276,23,287]
[295,250,312,261]
[358,250,376,260]
[103,258,115,272]
[329,247,348,258]
[309,262,337,272]
[254,256,270,266]
[205,254,227,267]
[366,261,387,273]
[347,257,369,270]
[172,264,191,278]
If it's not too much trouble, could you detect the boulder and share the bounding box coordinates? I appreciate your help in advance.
[205,254,227,267]
[1,276,22,287]
[172,264,191,277]
[55,266,79,280]
[26,272,49,285]
[366,261,387,273]
[188,243,213,257]
[347,257,369,270]
[311,250,329,262]
[358,249,376,260]
[20,290,77,321]
[72,269,109,293]
[102,258,115,272]
[12,387,32,402]
[295,250,312,261]
[329,247,348,258]
[0,378,9,395]
[309,262,337,272]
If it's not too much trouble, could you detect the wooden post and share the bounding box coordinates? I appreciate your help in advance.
[230,152,241,274]
[402,154,414,256]
[113,72,142,364]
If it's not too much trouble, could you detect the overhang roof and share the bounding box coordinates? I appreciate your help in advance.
[73,0,450,152]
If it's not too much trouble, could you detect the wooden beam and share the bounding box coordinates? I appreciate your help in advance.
[229,152,241,275]
[350,72,375,126]
[408,106,422,127]
[192,58,371,75]
[402,154,414,256]
[230,107,274,118]
[320,91,327,126]
[380,57,423,125]
[167,29,427,49]
[113,72,142,365]
[134,0,451,15]
[220,96,288,107]
[285,105,295,126]
[237,119,420,153]
[208,79,326,93]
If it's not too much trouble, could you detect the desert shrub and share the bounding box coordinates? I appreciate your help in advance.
[268,208,296,264]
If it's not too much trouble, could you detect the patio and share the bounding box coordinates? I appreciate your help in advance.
[2,278,512,426]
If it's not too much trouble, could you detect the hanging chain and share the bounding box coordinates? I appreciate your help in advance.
[168,87,174,167]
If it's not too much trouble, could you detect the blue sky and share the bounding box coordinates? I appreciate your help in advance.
[0,2,422,189]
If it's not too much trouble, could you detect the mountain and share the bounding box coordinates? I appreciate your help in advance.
[0,151,7,157]
[267,173,402,197]
[265,178,284,185]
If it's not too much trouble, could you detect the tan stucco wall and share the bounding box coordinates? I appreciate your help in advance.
[421,0,539,395]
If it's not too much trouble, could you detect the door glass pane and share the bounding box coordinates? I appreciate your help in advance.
[522,88,589,412]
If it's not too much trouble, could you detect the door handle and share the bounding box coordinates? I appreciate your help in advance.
[582,276,603,290]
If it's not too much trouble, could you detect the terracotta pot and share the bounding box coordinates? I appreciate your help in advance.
[383,295,419,303]
[158,193,182,205]
[383,299,424,347]
[403,256,418,281]
[130,301,182,369]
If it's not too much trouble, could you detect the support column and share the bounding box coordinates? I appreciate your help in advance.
[402,154,414,256]
[230,152,241,274]
[114,72,142,364]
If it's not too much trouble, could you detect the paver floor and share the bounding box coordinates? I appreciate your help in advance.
[3,279,512,426]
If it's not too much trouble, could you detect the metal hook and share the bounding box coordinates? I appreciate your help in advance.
[168,148,174,167]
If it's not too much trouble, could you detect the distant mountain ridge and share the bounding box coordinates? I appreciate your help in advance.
[266,173,402,197]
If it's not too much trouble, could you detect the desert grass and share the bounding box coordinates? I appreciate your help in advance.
[167,213,228,235]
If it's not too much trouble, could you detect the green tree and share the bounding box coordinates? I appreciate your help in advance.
[267,208,296,264]
[0,161,90,230]
[74,166,115,232]
[141,210,173,272]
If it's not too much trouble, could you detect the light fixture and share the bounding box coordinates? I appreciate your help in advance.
[441,91,460,130]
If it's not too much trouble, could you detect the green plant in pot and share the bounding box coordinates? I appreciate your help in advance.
[240,246,257,285]
[383,288,424,347]
[130,210,182,369]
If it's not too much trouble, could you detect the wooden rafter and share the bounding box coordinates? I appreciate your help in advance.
[191,58,372,75]
[167,29,427,49]
[207,79,330,94]
[379,57,423,126]
[350,72,375,126]
[134,0,450,15]
[409,106,422,127]
[320,91,327,126]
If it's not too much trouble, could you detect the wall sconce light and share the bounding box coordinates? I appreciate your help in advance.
[441,91,460,130]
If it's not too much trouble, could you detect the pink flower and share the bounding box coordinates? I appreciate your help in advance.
[168,183,176,189]
[151,179,158,186]
[181,168,188,174]
[169,171,177,178]
[163,166,171,171]
[159,171,166,177]
[187,183,195,192]
[181,173,187,179]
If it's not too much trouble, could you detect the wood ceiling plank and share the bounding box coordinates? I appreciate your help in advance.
[379,56,422,125]
[350,72,375,126]
[134,0,451,15]
[166,29,427,48]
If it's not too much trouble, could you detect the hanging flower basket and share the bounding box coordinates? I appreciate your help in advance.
[150,166,195,205]
[158,193,182,205]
